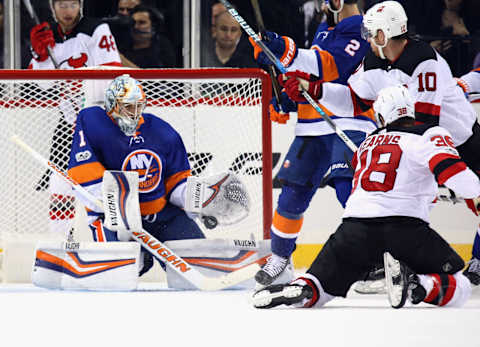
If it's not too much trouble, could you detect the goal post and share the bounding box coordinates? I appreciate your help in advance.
[0,68,273,282]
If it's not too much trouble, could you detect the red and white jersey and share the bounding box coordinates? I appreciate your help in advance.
[343,124,480,222]
[28,18,121,70]
[320,39,477,146]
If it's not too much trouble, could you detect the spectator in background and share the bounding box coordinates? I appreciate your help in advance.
[117,0,141,16]
[303,0,325,48]
[221,0,305,48]
[201,5,256,68]
[412,0,476,76]
[121,5,177,68]
[103,0,142,57]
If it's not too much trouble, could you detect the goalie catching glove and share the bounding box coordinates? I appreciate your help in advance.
[185,172,250,227]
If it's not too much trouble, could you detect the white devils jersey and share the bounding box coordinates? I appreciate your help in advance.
[320,40,477,146]
[343,124,480,223]
[28,18,121,70]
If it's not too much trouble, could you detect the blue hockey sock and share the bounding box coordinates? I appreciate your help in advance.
[271,231,297,258]
[472,230,480,259]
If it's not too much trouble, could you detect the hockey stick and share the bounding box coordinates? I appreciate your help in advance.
[23,0,60,69]
[249,0,283,109]
[220,0,358,152]
[10,135,260,291]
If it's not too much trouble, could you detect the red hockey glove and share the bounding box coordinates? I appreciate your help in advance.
[465,197,480,216]
[30,22,55,62]
[281,70,323,102]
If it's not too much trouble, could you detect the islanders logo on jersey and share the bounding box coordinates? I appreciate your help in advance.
[122,149,162,193]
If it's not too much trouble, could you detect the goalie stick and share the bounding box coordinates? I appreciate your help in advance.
[10,134,260,291]
[220,0,358,153]
[22,0,60,69]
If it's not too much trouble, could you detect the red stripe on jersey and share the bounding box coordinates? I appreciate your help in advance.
[439,275,456,306]
[348,85,374,115]
[424,274,441,303]
[437,161,467,185]
[428,153,459,171]
[415,102,440,116]
[297,277,319,307]
[101,62,122,67]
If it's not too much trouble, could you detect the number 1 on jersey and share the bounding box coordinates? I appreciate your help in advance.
[79,130,86,147]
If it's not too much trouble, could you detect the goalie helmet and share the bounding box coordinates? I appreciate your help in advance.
[49,0,84,23]
[361,1,408,59]
[373,85,414,127]
[105,74,147,136]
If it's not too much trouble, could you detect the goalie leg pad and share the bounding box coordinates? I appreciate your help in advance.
[163,238,282,290]
[32,241,140,291]
[102,170,142,233]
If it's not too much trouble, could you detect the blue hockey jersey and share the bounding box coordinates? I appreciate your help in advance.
[288,15,375,136]
[310,15,369,85]
[68,106,191,216]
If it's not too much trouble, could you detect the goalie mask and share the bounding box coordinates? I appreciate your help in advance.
[361,1,408,59]
[373,85,414,127]
[105,74,147,136]
[49,0,84,23]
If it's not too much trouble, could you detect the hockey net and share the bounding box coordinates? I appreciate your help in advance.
[0,68,272,282]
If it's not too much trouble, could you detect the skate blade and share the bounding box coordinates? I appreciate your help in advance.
[354,279,387,294]
[383,252,405,308]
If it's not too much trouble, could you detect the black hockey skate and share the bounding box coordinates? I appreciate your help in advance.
[255,254,289,286]
[252,281,315,309]
[384,252,426,308]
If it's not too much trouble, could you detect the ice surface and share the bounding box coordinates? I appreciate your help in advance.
[0,283,478,347]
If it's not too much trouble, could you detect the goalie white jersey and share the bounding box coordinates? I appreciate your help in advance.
[344,124,480,223]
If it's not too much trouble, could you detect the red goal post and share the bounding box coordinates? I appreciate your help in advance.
[0,68,272,260]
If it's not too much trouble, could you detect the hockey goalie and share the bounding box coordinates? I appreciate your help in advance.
[31,75,271,291]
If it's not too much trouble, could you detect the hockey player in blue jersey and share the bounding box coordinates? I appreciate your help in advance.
[250,0,377,286]
[68,74,206,275]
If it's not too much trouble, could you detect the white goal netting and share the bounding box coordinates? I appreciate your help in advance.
[0,68,272,282]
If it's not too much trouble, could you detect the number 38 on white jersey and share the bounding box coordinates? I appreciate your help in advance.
[343,124,479,223]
